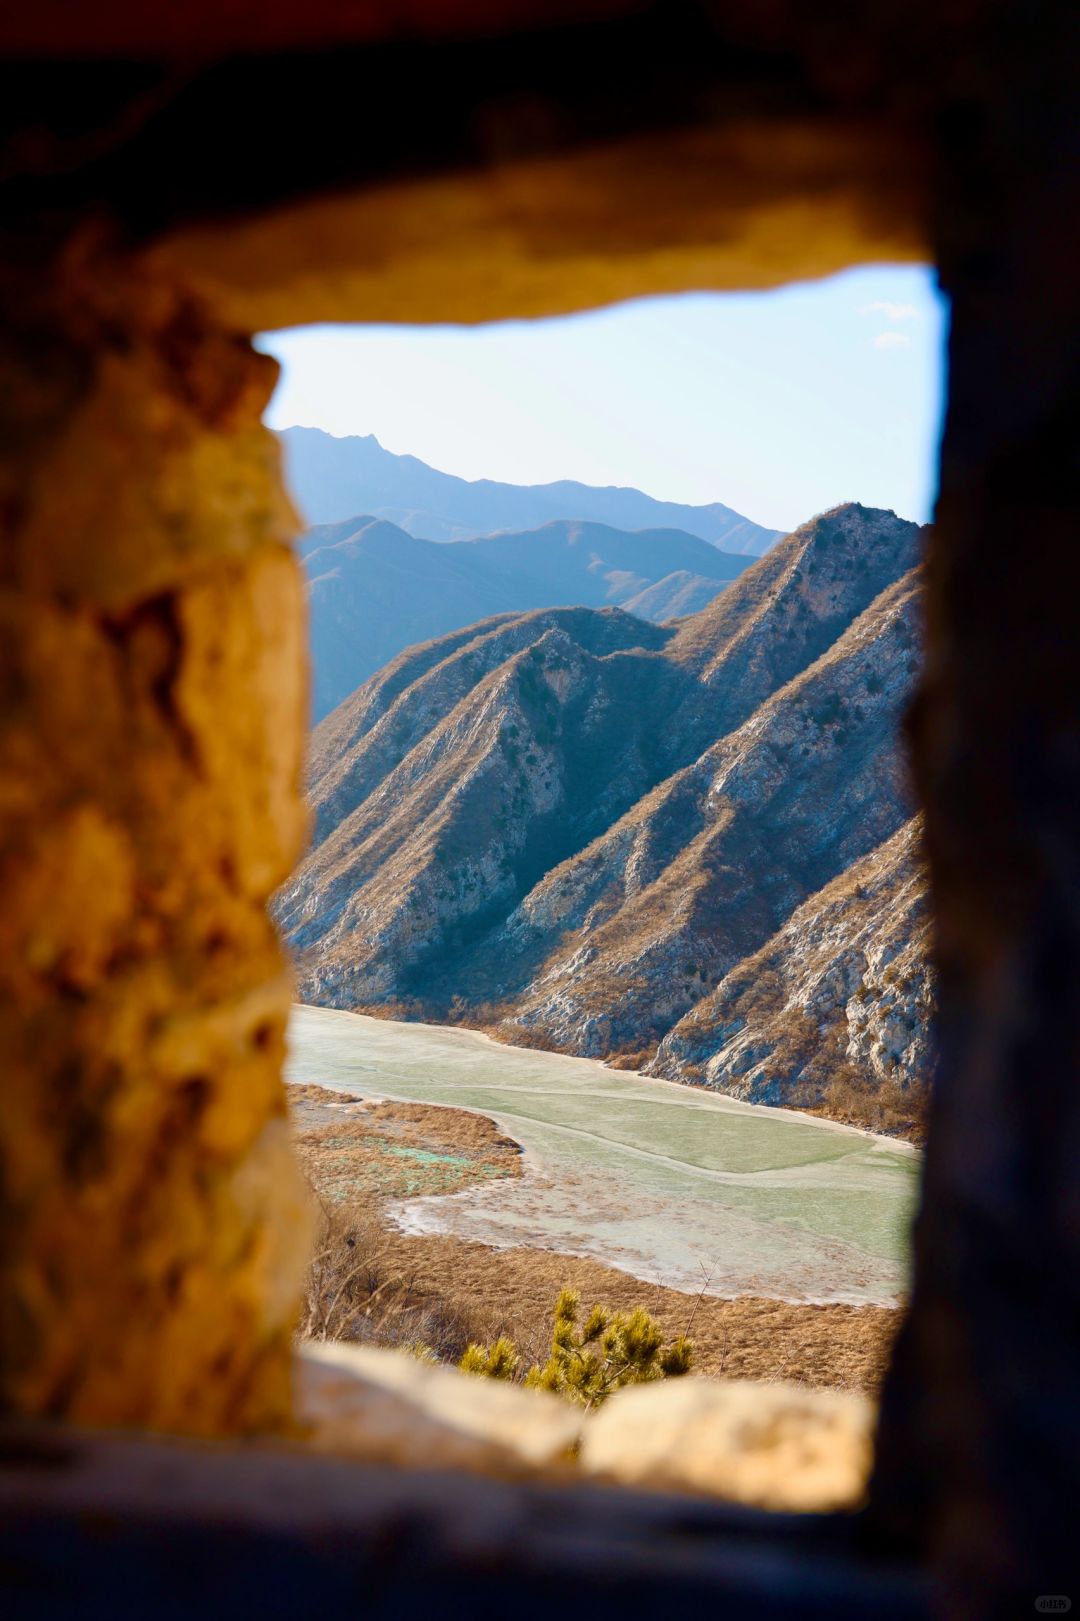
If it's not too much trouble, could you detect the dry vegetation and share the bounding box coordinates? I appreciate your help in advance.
[291,1081,522,1203]
[654,818,935,1143]
[809,1066,930,1142]
[461,1286,694,1407]
[291,1083,901,1394]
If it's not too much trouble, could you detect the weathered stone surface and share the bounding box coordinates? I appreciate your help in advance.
[0,1419,933,1621]
[870,4,1080,1602]
[299,1343,876,1513]
[580,1377,875,1513]
[160,120,923,334]
[0,253,310,1433]
[297,1342,580,1474]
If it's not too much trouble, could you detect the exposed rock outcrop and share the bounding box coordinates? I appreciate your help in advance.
[279,616,687,1003]
[650,818,934,1137]
[304,605,670,849]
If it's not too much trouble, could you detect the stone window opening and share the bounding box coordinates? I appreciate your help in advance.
[1,5,1077,1615]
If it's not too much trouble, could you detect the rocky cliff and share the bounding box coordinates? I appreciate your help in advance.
[649,817,934,1137]
[279,503,934,1135]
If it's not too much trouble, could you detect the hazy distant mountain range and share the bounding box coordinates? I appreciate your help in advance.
[279,426,783,551]
[278,503,934,1137]
[301,514,753,720]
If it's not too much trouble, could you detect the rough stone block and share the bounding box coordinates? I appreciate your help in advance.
[580,1377,875,1512]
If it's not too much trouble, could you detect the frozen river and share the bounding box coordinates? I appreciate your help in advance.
[287,1005,919,1306]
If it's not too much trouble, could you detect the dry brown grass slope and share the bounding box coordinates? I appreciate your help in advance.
[667,502,920,720]
[620,570,729,622]
[290,1084,899,1391]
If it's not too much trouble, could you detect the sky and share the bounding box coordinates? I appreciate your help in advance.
[257,264,947,533]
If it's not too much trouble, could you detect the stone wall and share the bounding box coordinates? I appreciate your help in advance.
[0,246,311,1431]
[871,4,1080,1602]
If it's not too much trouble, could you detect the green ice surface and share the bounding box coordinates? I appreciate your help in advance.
[287,1004,920,1304]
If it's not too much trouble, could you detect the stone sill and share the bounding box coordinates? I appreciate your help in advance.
[296,1340,877,1513]
[0,1414,930,1620]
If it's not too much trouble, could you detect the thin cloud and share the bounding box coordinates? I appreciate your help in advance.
[861,300,920,323]
[873,331,911,350]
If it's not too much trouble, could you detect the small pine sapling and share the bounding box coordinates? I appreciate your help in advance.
[459,1287,693,1409]
[458,1335,519,1380]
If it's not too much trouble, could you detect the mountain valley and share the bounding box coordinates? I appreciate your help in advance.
[279,502,935,1139]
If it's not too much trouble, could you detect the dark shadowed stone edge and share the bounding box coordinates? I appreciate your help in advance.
[0,1420,932,1620]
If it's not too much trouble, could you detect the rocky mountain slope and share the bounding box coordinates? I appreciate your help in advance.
[281,425,782,551]
[279,503,933,1135]
[302,514,750,720]
[483,570,922,1054]
[648,817,934,1137]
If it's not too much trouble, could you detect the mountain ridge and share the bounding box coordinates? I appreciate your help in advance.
[302,510,752,720]
[280,425,783,552]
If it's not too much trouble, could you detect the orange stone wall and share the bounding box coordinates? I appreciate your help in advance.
[0,245,312,1432]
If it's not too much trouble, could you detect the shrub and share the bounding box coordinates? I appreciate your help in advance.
[401,1341,439,1365]
[460,1287,693,1409]
[459,1336,519,1380]
[605,1048,655,1071]
[300,1195,503,1359]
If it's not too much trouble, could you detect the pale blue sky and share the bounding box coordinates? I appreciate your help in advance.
[258,264,947,533]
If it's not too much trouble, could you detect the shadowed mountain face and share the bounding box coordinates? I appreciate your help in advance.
[278,503,932,1132]
[303,513,751,720]
[281,426,782,551]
